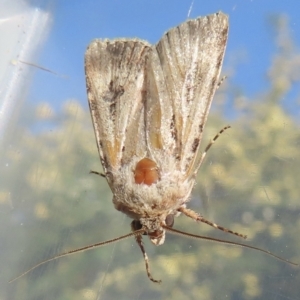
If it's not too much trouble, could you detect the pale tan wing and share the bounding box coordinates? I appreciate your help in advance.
[85,39,151,186]
[146,12,228,177]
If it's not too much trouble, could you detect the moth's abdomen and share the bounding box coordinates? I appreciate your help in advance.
[134,158,159,186]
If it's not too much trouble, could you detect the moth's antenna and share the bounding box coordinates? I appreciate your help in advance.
[163,226,298,266]
[195,125,231,174]
[9,229,145,283]
[178,207,247,239]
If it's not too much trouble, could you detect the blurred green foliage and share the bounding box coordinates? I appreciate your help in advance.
[2,15,300,300]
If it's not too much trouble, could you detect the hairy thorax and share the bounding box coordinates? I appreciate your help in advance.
[111,155,195,221]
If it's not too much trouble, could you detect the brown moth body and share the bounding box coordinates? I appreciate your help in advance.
[85,12,229,253]
[83,11,297,282]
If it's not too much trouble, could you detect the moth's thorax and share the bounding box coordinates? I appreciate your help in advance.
[111,156,194,243]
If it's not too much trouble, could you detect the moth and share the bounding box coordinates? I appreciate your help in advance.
[10,11,297,285]
[83,11,296,282]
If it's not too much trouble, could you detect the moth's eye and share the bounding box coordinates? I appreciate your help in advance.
[131,220,147,235]
[134,158,159,186]
[131,220,142,230]
[165,214,174,227]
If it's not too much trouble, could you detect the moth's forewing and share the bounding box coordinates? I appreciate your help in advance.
[146,13,228,178]
[85,40,151,186]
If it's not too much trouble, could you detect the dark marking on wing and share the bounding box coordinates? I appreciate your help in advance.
[191,138,200,153]
[170,114,177,140]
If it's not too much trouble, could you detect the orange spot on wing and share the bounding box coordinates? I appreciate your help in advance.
[134,158,159,185]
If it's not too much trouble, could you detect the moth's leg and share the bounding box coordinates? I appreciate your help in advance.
[178,207,247,239]
[135,234,161,283]
[216,75,227,89]
[201,125,231,163]
[89,170,106,177]
[131,222,161,284]
[194,125,231,174]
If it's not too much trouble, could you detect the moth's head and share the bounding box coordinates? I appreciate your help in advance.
[131,214,175,245]
[148,228,166,246]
